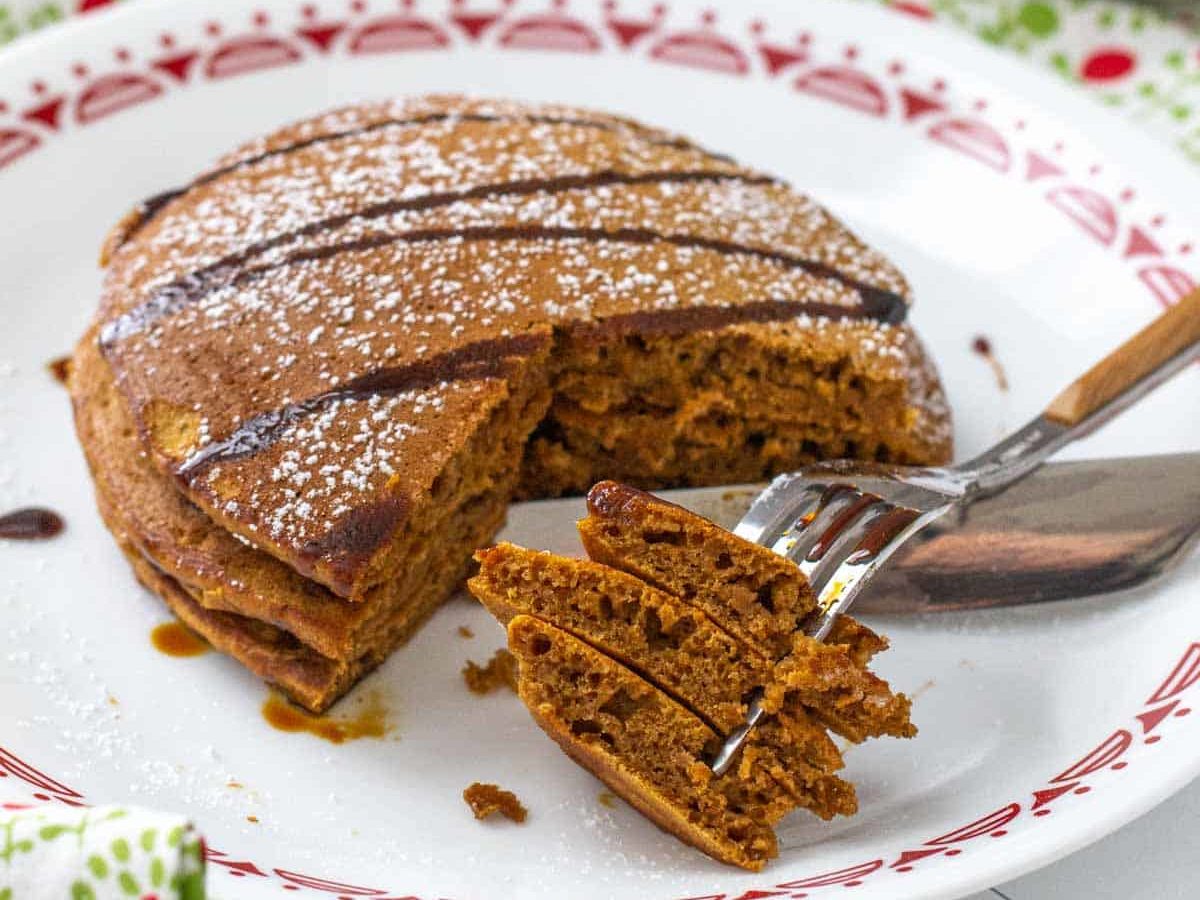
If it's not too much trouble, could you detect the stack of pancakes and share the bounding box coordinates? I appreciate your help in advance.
[69,96,950,712]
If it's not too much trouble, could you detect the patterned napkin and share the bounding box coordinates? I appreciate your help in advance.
[0,804,205,899]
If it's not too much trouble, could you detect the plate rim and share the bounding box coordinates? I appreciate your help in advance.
[0,1,1196,897]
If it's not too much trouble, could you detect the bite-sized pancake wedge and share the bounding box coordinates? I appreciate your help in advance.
[470,543,858,818]
[578,481,914,742]
[506,614,796,871]
[579,480,816,659]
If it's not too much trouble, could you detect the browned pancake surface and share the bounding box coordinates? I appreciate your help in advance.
[95,95,947,600]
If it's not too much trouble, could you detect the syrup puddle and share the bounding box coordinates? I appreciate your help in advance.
[261,690,392,744]
[150,621,210,658]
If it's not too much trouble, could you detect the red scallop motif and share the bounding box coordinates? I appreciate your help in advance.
[347,15,451,54]
[74,72,164,124]
[928,118,1012,172]
[889,1,935,19]
[273,869,387,893]
[1138,266,1198,308]
[926,803,1021,845]
[794,66,888,117]
[1045,185,1120,246]
[0,748,82,798]
[1051,730,1133,783]
[774,860,883,889]
[204,35,304,79]
[649,29,749,76]
[0,128,41,170]
[498,13,603,52]
[1148,642,1200,703]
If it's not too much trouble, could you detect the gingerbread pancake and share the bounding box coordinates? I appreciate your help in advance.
[73,95,950,711]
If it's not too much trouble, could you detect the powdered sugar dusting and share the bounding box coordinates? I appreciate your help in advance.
[98,95,939,582]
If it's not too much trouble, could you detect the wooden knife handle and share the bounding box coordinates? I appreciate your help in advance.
[1045,287,1200,427]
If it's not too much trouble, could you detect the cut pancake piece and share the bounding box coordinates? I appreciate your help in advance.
[69,325,552,711]
[506,614,794,871]
[579,480,815,659]
[471,543,758,733]
[579,481,914,744]
[471,544,857,819]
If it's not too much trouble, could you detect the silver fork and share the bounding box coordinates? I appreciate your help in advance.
[710,288,1200,775]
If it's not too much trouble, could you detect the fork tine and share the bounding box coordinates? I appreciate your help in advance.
[733,476,824,548]
[805,503,931,641]
[800,497,891,593]
[769,483,858,563]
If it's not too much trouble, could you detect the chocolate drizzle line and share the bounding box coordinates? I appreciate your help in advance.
[119,111,733,245]
[177,286,902,476]
[177,332,550,475]
[101,179,906,349]
[257,225,907,324]
[0,507,64,540]
[100,170,779,347]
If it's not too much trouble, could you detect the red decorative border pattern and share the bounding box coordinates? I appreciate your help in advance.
[0,1,1197,896]
[0,0,1195,308]
[2,641,1195,897]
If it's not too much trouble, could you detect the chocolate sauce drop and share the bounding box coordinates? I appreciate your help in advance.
[47,356,71,385]
[971,334,1009,392]
[0,508,64,540]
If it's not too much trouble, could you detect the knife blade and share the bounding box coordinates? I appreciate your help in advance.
[499,453,1200,614]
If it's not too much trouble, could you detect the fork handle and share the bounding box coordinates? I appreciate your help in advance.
[1044,288,1200,427]
[961,287,1200,496]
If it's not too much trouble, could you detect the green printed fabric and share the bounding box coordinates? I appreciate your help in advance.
[0,805,204,900]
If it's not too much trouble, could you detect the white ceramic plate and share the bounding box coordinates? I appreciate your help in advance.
[0,1,1197,898]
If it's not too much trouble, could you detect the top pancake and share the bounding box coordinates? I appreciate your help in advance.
[95,95,931,601]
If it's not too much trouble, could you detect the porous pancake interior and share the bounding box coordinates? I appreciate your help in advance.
[471,543,758,733]
[507,614,788,871]
[520,314,946,499]
[578,480,817,659]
